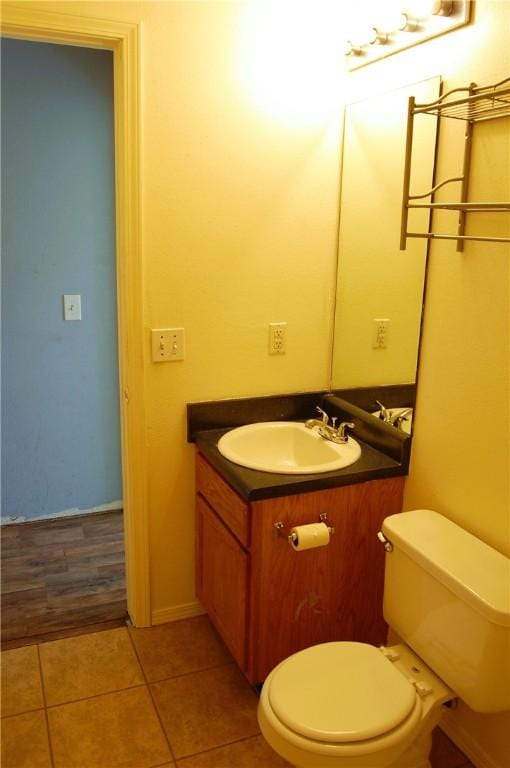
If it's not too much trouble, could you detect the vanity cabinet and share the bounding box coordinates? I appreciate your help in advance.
[196,452,405,684]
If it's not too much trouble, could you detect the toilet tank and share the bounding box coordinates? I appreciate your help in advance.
[382,510,510,713]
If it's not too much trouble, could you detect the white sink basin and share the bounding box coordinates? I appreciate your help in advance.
[217,421,361,474]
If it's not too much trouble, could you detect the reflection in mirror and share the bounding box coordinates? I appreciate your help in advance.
[330,77,441,429]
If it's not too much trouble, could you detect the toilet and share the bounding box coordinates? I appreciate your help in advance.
[258,509,510,768]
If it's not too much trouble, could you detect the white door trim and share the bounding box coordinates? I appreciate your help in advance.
[1,3,151,626]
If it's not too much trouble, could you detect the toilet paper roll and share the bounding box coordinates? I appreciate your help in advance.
[289,522,330,551]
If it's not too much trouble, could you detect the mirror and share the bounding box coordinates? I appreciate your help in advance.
[330,77,441,422]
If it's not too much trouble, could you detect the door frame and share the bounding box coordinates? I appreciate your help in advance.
[1,4,151,626]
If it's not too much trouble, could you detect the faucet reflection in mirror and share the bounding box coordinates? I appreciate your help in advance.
[344,0,471,70]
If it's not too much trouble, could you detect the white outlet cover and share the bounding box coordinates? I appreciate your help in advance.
[372,318,390,349]
[269,322,287,355]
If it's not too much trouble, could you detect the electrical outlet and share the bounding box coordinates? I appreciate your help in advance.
[373,318,390,349]
[151,328,185,362]
[269,322,287,355]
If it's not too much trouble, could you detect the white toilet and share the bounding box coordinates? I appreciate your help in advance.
[258,509,510,768]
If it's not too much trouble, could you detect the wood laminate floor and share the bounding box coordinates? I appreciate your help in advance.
[1,510,127,648]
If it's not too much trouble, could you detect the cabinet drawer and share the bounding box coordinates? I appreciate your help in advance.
[196,453,250,547]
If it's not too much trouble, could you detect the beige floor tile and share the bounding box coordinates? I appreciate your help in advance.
[1,645,44,717]
[177,735,292,767]
[1,709,52,768]
[47,685,171,768]
[151,664,259,759]
[39,626,144,705]
[129,615,230,682]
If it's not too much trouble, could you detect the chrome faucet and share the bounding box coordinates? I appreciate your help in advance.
[304,406,329,431]
[394,408,413,430]
[305,406,355,444]
[375,401,412,430]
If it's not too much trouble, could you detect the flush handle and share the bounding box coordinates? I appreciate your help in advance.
[377,531,393,552]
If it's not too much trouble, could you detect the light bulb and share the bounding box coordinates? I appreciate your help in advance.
[344,40,364,56]
[405,1,447,20]
[373,8,408,34]
[370,28,389,45]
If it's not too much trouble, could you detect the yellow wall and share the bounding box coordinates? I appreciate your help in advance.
[136,0,344,617]
[3,1,509,765]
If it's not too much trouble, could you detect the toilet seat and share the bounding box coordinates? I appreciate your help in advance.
[258,642,427,766]
[267,642,421,746]
[267,642,419,744]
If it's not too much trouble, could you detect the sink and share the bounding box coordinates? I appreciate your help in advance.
[217,421,361,474]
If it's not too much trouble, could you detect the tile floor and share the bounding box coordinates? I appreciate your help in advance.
[1,615,474,768]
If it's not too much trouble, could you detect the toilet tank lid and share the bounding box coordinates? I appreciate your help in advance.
[382,510,510,627]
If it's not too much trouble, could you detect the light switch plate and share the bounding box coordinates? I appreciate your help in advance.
[63,294,81,321]
[151,328,185,362]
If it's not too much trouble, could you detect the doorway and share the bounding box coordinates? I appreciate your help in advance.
[1,38,126,644]
[1,6,150,631]
[2,40,121,526]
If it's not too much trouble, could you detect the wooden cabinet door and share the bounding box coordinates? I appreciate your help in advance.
[248,477,404,682]
[196,494,248,670]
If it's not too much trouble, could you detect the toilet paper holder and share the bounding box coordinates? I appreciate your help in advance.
[274,513,335,544]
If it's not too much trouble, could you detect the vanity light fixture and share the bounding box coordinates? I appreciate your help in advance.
[345,0,471,71]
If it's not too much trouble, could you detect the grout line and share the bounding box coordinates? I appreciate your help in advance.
[36,644,56,768]
[145,659,235,686]
[148,762,178,768]
[175,733,263,762]
[44,682,147,710]
[126,626,178,766]
[1,706,46,720]
[148,760,177,768]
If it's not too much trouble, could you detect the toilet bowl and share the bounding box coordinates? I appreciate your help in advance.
[258,641,452,768]
[258,510,510,768]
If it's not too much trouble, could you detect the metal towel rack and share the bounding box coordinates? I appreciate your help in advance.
[400,76,510,252]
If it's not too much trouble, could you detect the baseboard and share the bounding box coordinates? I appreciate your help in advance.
[440,710,501,768]
[1,500,123,526]
[151,600,205,625]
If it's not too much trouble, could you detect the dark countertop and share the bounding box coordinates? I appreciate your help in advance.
[195,426,406,502]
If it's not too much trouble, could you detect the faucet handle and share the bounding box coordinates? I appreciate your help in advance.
[331,416,338,428]
[338,421,355,441]
[315,406,330,425]
[395,408,413,429]
[375,400,389,421]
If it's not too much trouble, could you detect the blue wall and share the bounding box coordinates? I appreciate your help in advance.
[1,39,122,520]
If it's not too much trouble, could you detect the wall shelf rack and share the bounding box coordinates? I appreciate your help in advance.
[400,77,510,252]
